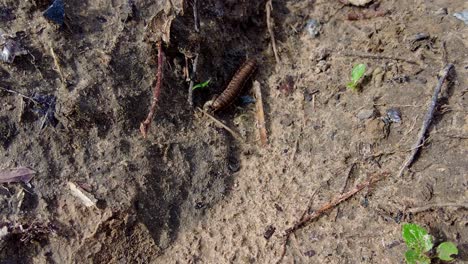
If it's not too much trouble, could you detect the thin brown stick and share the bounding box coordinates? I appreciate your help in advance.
[397,63,454,177]
[197,107,244,142]
[341,51,420,65]
[140,42,164,138]
[266,0,280,64]
[253,81,268,146]
[406,202,468,214]
[0,87,38,103]
[277,172,387,263]
[193,0,200,33]
[188,53,199,106]
[49,45,67,90]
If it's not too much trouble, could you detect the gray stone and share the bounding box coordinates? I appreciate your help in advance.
[357,109,375,120]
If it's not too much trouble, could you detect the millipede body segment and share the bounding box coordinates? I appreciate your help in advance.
[211,58,257,112]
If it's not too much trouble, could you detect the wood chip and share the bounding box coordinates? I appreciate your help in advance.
[68,182,97,207]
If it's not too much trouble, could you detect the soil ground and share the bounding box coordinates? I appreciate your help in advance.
[0,0,467,263]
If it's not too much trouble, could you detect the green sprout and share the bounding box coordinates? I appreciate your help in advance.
[402,223,458,264]
[346,63,366,91]
[192,79,211,91]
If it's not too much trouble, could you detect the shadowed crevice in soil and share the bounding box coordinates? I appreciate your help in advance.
[131,0,270,254]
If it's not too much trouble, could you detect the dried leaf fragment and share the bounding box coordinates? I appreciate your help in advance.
[0,167,36,183]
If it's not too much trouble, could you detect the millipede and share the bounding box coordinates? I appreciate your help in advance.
[208,58,257,112]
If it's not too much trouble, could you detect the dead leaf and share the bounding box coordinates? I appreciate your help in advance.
[145,0,184,44]
[0,167,36,183]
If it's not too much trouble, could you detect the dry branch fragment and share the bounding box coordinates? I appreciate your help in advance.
[197,107,244,142]
[253,81,268,146]
[277,172,388,263]
[397,63,454,177]
[266,0,280,64]
[68,182,97,207]
[406,202,468,214]
[140,42,164,138]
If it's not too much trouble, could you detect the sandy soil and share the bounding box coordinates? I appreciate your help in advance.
[0,0,467,263]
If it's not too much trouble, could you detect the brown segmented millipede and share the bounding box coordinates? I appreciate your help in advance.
[209,58,257,112]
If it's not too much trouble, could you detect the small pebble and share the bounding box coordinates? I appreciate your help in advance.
[386,108,401,123]
[434,7,448,16]
[239,95,256,106]
[316,60,329,73]
[304,249,316,257]
[195,202,205,209]
[228,158,240,172]
[357,109,375,120]
[263,225,276,240]
[305,19,320,37]
[348,0,373,6]
[280,115,294,127]
[453,10,468,25]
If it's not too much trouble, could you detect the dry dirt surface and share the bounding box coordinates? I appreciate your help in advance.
[0,0,467,263]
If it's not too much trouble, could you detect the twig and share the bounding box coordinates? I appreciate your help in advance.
[253,81,268,146]
[340,163,356,193]
[140,42,164,138]
[397,63,454,177]
[277,172,387,263]
[341,51,420,65]
[0,87,39,103]
[49,45,66,90]
[266,0,280,64]
[188,53,199,106]
[406,202,468,214]
[193,0,200,33]
[197,107,244,142]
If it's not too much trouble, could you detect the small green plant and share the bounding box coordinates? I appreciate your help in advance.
[346,63,366,91]
[402,223,458,264]
[192,79,211,91]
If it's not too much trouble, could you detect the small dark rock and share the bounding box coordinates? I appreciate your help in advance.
[386,240,402,249]
[304,250,316,257]
[305,19,320,37]
[263,225,276,239]
[393,210,403,223]
[228,158,240,172]
[279,76,295,95]
[412,33,430,42]
[195,202,205,210]
[386,108,401,123]
[274,203,283,212]
[239,95,256,106]
[280,115,294,127]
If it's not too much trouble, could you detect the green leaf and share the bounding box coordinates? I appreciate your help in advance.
[346,82,357,90]
[351,64,366,83]
[437,242,458,261]
[402,223,433,253]
[405,250,431,264]
[405,249,418,264]
[192,79,211,91]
